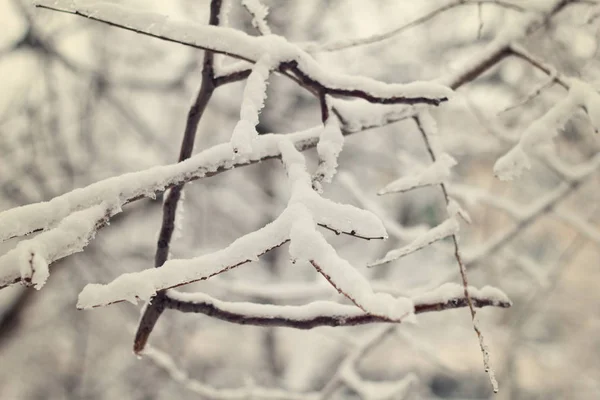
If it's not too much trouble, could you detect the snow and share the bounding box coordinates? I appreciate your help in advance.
[368,216,459,267]
[279,139,387,239]
[330,98,427,133]
[241,0,271,35]
[313,115,344,191]
[0,126,319,244]
[287,206,413,320]
[77,208,293,308]
[412,283,511,308]
[494,78,600,180]
[77,134,404,320]
[34,0,453,104]
[0,204,109,289]
[338,172,427,242]
[378,153,456,195]
[279,138,411,320]
[231,54,272,155]
[167,289,366,321]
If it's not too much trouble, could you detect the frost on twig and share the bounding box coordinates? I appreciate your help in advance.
[494,78,600,180]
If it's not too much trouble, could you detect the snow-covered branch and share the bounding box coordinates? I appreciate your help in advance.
[34,0,452,106]
[494,78,600,180]
[377,153,456,195]
[0,204,111,289]
[241,0,271,35]
[368,217,459,267]
[163,283,510,328]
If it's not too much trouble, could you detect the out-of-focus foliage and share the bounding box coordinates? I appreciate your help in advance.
[1,1,600,399]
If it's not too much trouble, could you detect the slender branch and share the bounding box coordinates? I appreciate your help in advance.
[163,288,510,329]
[440,0,573,89]
[414,115,498,392]
[508,44,570,89]
[133,0,222,355]
[306,0,528,53]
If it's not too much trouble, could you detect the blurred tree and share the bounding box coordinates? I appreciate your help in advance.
[1,1,600,399]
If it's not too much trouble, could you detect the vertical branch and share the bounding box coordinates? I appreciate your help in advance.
[318,90,329,123]
[133,0,222,354]
[414,115,498,393]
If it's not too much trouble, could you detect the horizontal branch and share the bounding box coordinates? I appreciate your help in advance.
[163,283,511,329]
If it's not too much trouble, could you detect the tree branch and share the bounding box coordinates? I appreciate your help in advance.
[133,0,222,355]
[162,285,510,329]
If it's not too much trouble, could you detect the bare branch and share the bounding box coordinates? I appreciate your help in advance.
[306,0,528,53]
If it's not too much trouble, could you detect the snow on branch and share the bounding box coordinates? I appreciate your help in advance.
[34,0,453,106]
[409,112,498,392]
[241,0,271,35]
[0,204,111,289]
[77,207,291,309]
[0,117,408,290]
[338,172,428,242]
[367,216,460,268]
[279,139,414,320]
[377,153,456,195]
[163,283,510,329]
[76,136,390,310]
[313,114,344,192]
[0,127,317,244]
[494,78,600,180]
[231,54,273,155]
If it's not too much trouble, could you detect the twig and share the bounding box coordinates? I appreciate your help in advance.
[414,114,498,392]
[306,0,527,53]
